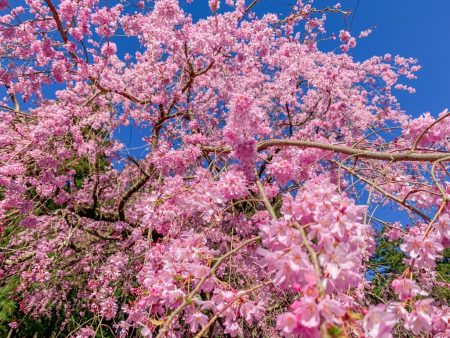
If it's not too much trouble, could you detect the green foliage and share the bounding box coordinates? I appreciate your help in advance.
[67,154,110,189]
[434,248,450,303]
[70,156,92,189]
[327,325,344,337]
[369,233,450,304]
[0,277,18,336]
[374,237,406,274]
[0,149,112,336]
[369,236,405,301]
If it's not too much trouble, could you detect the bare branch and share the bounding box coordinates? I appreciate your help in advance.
[202,139,450,163]
[333,161,430,222]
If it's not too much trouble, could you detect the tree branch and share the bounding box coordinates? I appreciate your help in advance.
[118,173,151,222]
[156,236,260,338]
[5,84,20,112]
[194,282,270,338]
[202,139,450,162]
[333,161,430,221]
[44,0,78,60]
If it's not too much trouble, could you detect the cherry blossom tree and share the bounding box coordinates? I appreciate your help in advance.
[0,0,449,337]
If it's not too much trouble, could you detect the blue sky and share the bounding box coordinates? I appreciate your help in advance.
[164,0,450,226]
[115,0,450,159]
[246,0,450,117]
[336,0,450,117]
[187,0,450,117]
[4,1,449,223]
[7,0,447,152]
[6,1,449,120]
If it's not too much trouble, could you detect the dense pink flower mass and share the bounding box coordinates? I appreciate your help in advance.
[0,0,449,337]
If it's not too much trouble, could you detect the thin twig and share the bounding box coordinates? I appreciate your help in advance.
[156,236,260,338]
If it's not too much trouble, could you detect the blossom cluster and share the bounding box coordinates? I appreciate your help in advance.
[0,0,448,337]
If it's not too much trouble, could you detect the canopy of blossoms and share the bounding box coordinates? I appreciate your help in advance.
[0,0,449,337]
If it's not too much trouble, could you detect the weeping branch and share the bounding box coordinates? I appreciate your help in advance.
[202,139,450,162]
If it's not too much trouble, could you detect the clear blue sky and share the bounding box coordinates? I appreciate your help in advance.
[8,0,449,118]
[186,0,449,118]
[8,0,450,169]
[115,0,450,159]
[186,0,449,117]
[335,0,450,117]
[4,1,445,224]
[144,0,450,226]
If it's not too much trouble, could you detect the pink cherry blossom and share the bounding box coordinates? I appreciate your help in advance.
[401,233,444,268]
[0,0,448,336]
[363,304,398,338]
[186,312,209,333]
[404,298,435,334]
[392,278,428,301]
[292,297,320,328]
[339,30,351,42]
[276,312,298,335]
[318,297,346,324]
